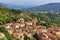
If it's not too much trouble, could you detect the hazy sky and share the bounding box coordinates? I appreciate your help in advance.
[0,0,60,5]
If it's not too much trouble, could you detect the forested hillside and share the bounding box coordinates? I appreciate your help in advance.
[29,11,60,26]
[0,6,60,26]
[0,6,23,24]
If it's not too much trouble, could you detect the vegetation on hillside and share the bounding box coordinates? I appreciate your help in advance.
[0,6,60,40]
[0,6,60,26]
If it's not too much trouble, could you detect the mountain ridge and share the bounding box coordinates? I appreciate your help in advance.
[24,3,60,12]
[0,2,38,9]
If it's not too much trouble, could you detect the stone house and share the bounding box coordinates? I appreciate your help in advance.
[0,32,5,38]
[25,21,32,26]
[13,29,24,40]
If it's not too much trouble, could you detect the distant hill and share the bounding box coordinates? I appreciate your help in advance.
[0,2,26,9]
[0,2,37,9]
[24,3,60,12]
